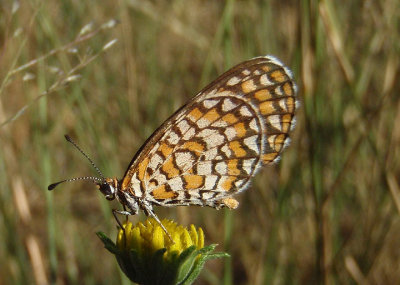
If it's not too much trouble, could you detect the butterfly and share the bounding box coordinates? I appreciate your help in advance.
[49,55,297,238]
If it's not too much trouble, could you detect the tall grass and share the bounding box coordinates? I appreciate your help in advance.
[0,0,399,284]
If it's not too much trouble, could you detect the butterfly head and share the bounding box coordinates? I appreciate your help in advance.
[48,135,120,201]
[97,177,118,201]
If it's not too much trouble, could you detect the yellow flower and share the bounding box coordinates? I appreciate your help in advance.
[97,218,228,285]
[116,218,204,259]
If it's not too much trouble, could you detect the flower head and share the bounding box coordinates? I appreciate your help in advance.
[116,218,204,259]
[97,218,228,285]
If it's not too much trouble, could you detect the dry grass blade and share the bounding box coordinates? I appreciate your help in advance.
[319,1,354,83]
[387,173,400,214]
[345,255,369,285]
[0,21,118,127]
[127,0,208,49]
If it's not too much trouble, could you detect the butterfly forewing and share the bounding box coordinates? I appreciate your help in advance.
[121,56,297,208]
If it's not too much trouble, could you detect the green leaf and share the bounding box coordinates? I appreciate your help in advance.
[96,232,119,255]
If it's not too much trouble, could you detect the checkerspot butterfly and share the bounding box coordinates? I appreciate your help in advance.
[49,56,298,237]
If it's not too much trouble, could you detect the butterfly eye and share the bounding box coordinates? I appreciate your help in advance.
[99,183,115,200]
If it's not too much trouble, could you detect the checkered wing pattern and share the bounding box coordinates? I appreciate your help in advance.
[121,56,297,208]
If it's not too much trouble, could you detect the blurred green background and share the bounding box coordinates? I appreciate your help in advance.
[1,0,399,284]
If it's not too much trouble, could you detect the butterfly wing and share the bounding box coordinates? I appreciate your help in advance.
[121,56,297,208]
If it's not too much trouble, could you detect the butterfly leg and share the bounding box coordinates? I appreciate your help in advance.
[142,206,174,243]
[112,209,133,220]
[112,206,132,227]
[113,207,174,244]
[112,208,134,247]
[123,204,129,224]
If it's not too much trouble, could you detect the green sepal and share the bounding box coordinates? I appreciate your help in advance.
[96,231,119,255]
[178,245,230,285]
[174,246,198,284]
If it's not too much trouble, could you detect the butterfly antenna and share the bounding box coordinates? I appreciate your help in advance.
[48,176,103,190]
[64,134,106,180]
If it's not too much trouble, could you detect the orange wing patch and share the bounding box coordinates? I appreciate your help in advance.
[254,89,272,101]
[221,176,236,191]
[270,70,286,83]
[222,113,238,124]
[138,157,150,181]
[227,159,241,176]
[158,143,173,158]
[283,82,293,96]
[229,141,247,157]
[188,108,203,122]
[182,141,204,155]
[162,157,180,179]
[203,108,220,123]
[262,152,278,164]
[262,65,271,72]
[285,97,295,113]
[273,134,286,152]
[281,114,293,132]
[260,101,276,115]
[152,185,177,199]
[242,80,257,93]
[233,122,246,138]
[184,175,204,189]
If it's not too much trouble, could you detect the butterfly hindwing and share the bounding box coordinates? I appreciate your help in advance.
[121,56,297,208]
